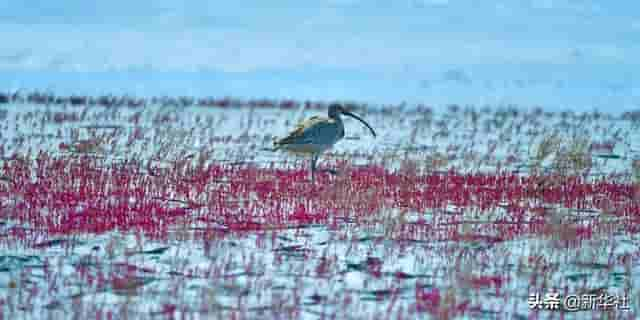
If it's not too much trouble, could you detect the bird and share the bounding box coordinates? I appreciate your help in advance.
[274,103,377,182]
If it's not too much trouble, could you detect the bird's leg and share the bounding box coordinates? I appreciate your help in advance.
[314,156,337,176]
[321,168,339,175]
[310,154,318,182]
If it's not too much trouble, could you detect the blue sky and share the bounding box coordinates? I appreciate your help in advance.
[1,1,639,111]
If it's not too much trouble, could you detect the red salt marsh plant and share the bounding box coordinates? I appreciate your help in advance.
[1,150,638,244]
[414,285,473,319]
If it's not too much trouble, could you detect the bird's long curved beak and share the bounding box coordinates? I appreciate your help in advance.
[342,111,377,137]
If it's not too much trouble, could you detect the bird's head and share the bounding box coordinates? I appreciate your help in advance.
[328,103,376,137]
[328,103,345,118]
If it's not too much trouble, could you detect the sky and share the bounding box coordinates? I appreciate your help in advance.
[0,1,639,112]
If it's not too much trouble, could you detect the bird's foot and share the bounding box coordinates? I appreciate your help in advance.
[319,168,339,176]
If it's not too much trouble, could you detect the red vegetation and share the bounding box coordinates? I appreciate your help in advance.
[1,151,638,244]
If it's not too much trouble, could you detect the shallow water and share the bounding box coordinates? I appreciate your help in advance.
[0,101,638,319]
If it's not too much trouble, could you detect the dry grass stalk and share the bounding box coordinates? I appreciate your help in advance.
[632,159,640,184]
[530,133,594,177]
[425,152,448,173]
[529,132,562,170]
[553,136,592,176]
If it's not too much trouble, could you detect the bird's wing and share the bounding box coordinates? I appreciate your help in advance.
[275,117,339,146]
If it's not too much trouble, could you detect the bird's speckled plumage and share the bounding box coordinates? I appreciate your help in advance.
[274,116,344,155]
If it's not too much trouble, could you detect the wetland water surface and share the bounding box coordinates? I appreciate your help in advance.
[0,97,639,319]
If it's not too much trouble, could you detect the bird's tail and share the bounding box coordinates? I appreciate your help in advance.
[273,136,287,147]
[262,137,282,152]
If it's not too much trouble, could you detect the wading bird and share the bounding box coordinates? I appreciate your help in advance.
[274,103,377,182]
